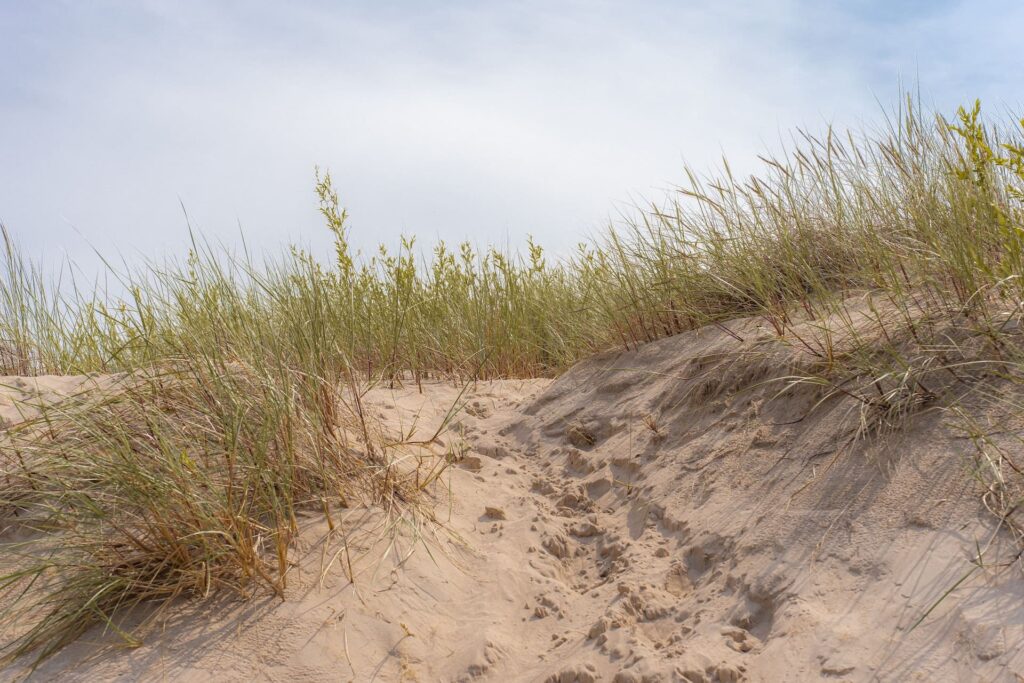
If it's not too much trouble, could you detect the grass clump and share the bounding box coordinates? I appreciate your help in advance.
[0,235,454,668]
[0,355,445,667]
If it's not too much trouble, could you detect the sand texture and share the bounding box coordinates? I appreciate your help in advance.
[3,320,1024,681]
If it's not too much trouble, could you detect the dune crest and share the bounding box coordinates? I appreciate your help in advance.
[5,316,1022,682]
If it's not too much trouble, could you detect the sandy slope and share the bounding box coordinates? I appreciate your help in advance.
[0,375,118,427]
[3,320,1024,682]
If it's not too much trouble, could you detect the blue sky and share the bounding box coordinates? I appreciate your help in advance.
[2,1,1023,275]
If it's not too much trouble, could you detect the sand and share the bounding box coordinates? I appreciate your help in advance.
[3,319,1024,681]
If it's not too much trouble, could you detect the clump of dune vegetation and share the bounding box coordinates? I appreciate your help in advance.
[0,367,431,665]
[3,96,1024,666]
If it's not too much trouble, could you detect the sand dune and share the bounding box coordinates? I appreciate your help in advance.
[3,319,1024,681]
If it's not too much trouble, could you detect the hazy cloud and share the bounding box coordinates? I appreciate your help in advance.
[2,0,1022,276]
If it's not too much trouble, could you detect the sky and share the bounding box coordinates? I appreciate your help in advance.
[2,0,1023,277]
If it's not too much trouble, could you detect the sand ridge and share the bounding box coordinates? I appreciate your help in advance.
[3,321,1024,681]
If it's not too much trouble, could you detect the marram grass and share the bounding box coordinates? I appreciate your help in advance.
[3,97,1024,667]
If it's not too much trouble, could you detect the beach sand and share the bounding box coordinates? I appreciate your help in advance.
[3,319,1023,681]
